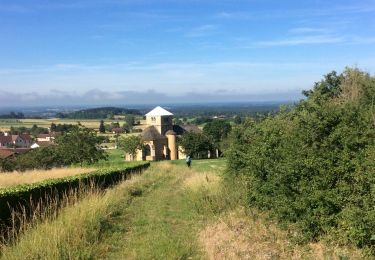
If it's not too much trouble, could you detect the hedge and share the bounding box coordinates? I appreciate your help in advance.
[0,162,150,229]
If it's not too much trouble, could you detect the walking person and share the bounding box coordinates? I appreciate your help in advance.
[186,155,192,168]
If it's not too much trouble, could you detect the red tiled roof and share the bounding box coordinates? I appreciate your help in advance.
[0,148,31,155]
[0,136,12,143]
[18,134,32,141]
[0,149,15,158]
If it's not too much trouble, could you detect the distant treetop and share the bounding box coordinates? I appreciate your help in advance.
[56,107,141,119]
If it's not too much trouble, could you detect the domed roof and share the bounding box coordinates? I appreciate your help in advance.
[141,126,166,141]
[165,130,176,135]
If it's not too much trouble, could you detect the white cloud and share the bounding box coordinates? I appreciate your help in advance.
[255,35,344,47]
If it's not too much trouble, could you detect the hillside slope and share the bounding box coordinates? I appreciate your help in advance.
[0,160,364,259]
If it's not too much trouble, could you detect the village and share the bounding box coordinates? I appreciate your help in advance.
[0,106,223,163]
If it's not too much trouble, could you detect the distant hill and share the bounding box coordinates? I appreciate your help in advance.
[56,107,141,119]
[0,112,25,119]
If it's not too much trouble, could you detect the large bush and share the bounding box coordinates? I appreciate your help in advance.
[226,68,375,251]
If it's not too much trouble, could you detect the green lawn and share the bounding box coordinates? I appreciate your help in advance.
[170,158,226,172]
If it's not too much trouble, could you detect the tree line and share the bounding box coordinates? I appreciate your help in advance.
[56,107,141,119]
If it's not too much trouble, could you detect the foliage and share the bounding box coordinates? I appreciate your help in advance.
[233,115,243,124]
[51,123,76,133]
[124,115,135,131]
[99,120,105,133]
[226,67,375,252]
[118,135,142,160]
[179,132,213,159]
[56,107,141,119]
[8,125,49,135]
[0,162,150,228]
[56,127,107,166]
[0,112,24,119]
[203,120,232,152]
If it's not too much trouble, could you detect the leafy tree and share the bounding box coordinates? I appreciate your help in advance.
[56,127,107,166]
[203,120,232,155]
[118,135,142,160]
[125,115,135,130]
[99,120,106,133]
[179,132,213,159]
[233,115,243,124]
[50,123,57,132]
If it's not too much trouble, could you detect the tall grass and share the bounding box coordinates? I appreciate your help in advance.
[0,174,144,259]
[0,168,95,188]
[0,161,157,259]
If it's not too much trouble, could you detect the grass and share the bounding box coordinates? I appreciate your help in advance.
[0,159,367,259]
[170,158,227,172]
[0,168,95,189]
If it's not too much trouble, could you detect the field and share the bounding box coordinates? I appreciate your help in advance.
[0,118,122,131]
[0,149,125,188]
[0,158,364,259]
[0,168,95,189]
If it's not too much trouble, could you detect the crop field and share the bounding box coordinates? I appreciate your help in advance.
[0,168,95,189]
[0,118,120,131]
[0,149,128,188]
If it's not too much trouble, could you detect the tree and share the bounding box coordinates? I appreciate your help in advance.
[118,135,142,160]
[203,120,232,156]
[56,127,107,166]
[99,120,106,133]
[50,123,57,132]
[179,132,213,159]
[125,115,135,132]
[234,115,243,124]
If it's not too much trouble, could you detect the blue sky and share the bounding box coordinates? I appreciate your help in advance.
[0,0,375,106]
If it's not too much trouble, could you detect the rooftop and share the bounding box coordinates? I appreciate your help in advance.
[145,106,173,116]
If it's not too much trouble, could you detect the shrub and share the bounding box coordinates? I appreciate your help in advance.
[0,162,150,230]
[226,68,375,252]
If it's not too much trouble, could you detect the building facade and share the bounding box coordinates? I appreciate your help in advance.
[125,106,200,161]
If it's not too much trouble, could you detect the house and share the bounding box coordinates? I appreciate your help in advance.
[125,106,201,161]
[36,132,60,142]
[31,141,55,149]
[0,148,31,158]
[0,134,33,148]
[0,149,15,159]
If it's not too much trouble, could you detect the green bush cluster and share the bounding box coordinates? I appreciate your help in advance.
[0,127,107,172]
[226,68,375,252]
[0,162,150,228]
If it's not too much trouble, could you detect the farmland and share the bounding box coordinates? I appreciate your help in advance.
[0,118,118,132]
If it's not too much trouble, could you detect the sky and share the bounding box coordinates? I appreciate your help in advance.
[0,0,375,106]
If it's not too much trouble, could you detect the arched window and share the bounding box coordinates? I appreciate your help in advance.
[144,144,151,156]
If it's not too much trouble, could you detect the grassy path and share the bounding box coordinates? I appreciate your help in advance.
[99,161,226,259]
[1,159,363,259]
